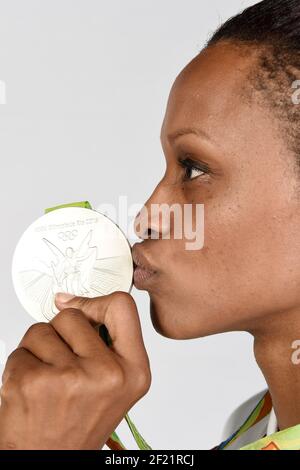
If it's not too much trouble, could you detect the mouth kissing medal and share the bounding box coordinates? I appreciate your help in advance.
[11,201,151,450]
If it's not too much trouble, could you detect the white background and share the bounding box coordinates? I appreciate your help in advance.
[0,0,267,449]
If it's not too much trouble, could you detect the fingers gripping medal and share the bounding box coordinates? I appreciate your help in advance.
[11,201,151,450]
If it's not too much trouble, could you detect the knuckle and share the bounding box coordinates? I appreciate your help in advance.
[2,349,25,385]
[0,381,15,403]
[75,296,92,309]
[0,383,8,402]
[5,349,18,365]
[1,349,46,401]
[24,322,51,340]
[100,362,125,392]
[53,308,83,323]
[133,366,152,397]
[59,364,83,393]
[109,291,136,310]
[18,370,45,398]
[58,307,82,317]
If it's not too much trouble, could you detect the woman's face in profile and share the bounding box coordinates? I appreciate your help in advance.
[133,41,300,340]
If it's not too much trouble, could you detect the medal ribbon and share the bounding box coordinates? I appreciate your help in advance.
[216,390,300,450]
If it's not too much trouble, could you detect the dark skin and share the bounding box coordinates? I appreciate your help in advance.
[0,41,299,448]
[0,294,151,449]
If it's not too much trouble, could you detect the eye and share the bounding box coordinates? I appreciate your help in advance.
[177,156,210,181]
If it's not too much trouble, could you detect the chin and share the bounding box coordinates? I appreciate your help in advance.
[149,295,234,340]
[149,297,204,340]
[149,299,182,339]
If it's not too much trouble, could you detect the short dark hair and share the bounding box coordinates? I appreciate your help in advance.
[207,0,300,171]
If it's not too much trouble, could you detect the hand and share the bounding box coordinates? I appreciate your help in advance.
[0,292,151,449]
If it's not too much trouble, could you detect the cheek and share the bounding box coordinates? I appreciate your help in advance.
[157,196,300,335]
[148,165,300,338]
[198,196,300,316]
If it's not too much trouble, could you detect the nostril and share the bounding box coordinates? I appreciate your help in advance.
[146,227,160,240]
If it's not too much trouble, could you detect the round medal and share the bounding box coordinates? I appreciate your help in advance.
[12,207,133,322]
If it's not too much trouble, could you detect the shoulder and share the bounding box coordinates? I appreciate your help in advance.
[221,388,268,441]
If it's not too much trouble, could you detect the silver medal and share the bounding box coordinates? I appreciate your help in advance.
[12,207,133,322]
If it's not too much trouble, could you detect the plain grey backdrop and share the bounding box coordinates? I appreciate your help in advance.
[0,0,267,449]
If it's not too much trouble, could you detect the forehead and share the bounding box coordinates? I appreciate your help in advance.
[162,43,258,139]
[160,42,290,172]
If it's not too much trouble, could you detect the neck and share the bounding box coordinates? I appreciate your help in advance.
[251,307,300,431]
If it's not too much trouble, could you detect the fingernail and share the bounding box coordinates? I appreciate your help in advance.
[55,292,76,304]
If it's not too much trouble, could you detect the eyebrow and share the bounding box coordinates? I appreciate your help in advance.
[166,127,212,144]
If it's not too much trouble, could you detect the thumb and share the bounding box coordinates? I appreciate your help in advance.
[54,292,149,366]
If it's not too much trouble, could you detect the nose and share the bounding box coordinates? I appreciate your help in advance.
[134,180,173,241]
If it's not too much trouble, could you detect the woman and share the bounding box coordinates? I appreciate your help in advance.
[0,0,299,450]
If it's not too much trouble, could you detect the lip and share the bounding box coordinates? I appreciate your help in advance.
[131,243,157,287]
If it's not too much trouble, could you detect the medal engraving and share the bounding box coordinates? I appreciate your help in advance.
[12,208,133,322]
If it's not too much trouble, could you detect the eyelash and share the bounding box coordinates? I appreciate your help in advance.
[177,156,210,182]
